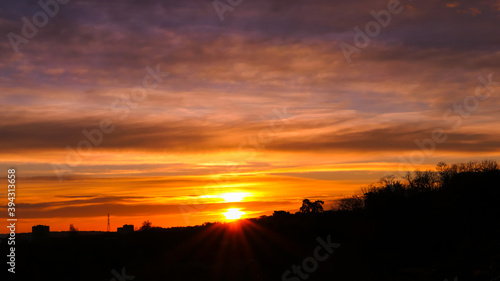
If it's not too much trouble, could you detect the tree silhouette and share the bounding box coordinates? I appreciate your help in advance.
[299,199,324,214]
[273,210,292,217]
[139,220,152,231]
[69,224,78,232]
[404,170,439,190]
[337,195,364,211]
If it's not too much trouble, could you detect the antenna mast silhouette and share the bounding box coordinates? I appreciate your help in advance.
[107,213,110,232]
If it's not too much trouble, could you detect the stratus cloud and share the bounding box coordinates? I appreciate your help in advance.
[14,198,298,219]
[1,115,498,154]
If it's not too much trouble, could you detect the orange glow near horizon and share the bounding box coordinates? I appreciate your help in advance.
[2,161,464,234]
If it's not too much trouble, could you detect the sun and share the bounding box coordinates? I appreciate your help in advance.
[223,208,245,220]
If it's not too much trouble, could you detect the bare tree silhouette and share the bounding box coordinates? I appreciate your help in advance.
[139,220,152,231]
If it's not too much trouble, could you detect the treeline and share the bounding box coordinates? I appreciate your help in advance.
[336,159,500,212]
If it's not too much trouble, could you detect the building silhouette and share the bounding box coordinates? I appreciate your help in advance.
[32,225,50,239]
[117,224,134,234]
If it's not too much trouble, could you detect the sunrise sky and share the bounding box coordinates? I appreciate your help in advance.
[1,0,499,233]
